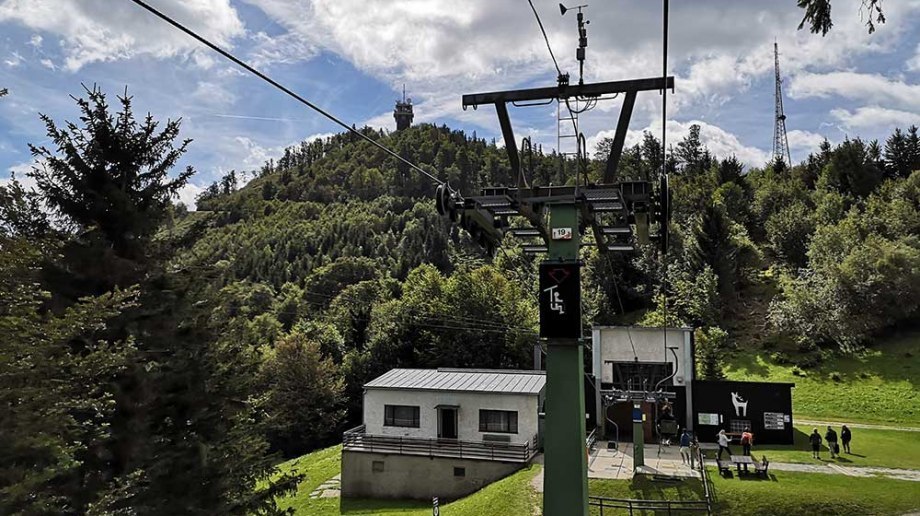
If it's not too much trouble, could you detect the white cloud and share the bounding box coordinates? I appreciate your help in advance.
[830,106,920,130]
[191,81,237,107]
[248,31,318,69]
[908,43,920,72]
[0,0,245,71]
[27,34,41,48]
[1,162,38,191]
[4,51,23,67]
[175,182,204,210]
[39,58,55,70]
[789,72,920,111]
[587,119,770,168]
[786,129,829,152]
[245,0,920,130]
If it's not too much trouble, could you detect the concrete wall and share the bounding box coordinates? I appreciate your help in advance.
[592,327,693,386]
[341,450,523,501]
[591,326,695,434]
[363,388,541,443]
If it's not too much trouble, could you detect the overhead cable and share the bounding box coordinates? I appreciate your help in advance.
[527,0,563,77]
[128,0,443,185]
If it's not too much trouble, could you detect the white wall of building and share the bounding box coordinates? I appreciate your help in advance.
[363,388,541,444]
[592,327,693,387]
[591,326,695,432]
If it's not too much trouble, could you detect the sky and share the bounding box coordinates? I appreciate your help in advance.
[1,0,918,208]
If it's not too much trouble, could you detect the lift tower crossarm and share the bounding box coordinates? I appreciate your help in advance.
[464,76,673,186]
[462,76,673,106]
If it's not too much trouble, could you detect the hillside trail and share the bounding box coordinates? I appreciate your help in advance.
[796,419,920,432]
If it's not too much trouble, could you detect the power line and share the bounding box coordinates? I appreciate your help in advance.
[527,0,563,77]
[128,0,443,186]
[661,0,670,362]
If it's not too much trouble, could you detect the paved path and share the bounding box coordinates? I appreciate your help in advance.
[529,441,920,492]
[796,419,920,432]
[765,461,920,481]
[308,473,341,499]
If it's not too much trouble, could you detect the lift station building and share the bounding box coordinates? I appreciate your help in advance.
[591,326,794,445]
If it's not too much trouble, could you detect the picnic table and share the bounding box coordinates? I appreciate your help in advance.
[730,454,754,475]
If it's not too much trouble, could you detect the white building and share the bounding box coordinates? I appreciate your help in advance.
[342,368,545,500]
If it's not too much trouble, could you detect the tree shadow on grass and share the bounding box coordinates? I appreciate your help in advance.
[628,474,707,502]
[726,351,771,377]
[340,497,429,514]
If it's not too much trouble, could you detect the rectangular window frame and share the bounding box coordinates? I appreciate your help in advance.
[479,409,519,434]
[384,405,420,428]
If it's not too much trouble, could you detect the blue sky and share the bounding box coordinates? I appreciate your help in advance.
[1,0,918,207]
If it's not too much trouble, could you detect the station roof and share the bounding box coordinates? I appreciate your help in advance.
[365,368,546,395]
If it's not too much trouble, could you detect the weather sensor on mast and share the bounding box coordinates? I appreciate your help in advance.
[559,3,589,85]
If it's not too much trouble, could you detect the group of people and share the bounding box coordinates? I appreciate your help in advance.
[716,427,754,459]
[809,425,852,459]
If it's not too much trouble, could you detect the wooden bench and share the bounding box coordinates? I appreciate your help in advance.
[715,459,732,476]
[753,456,770,478]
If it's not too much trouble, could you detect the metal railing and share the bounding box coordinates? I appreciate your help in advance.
[342,425,539,463]
[586,427,598,451]
[587,446,714,516]
[588,496,710,515]
[697,446,714,513]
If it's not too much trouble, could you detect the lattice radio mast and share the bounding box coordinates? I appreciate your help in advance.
[773,41,791,166]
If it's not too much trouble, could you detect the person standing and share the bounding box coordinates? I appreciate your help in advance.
[810,428,823,459]
[841,425,852,454]
[690,432,700,470]
[717,429,732,459]
[679,429,692,465]
[741,427,754,456]
[825,426,839,459]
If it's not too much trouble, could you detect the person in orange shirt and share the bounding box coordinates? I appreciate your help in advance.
[741,427,754,456]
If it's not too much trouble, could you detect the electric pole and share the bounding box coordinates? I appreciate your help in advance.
[436,75,672,516]
[773,42,791,166]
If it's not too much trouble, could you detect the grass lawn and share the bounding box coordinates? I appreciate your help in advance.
[700,424,920,470]
[590,469,920,516]
[724,330,919,425]
[272,445,540,515]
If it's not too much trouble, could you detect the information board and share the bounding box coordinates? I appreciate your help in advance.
[539,262,581,339]
[697,412,720,426]
[763,412,785,430]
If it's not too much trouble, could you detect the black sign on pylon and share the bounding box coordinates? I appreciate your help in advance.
[539,262,581,339]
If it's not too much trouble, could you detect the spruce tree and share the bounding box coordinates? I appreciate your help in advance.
[20,86,297,514]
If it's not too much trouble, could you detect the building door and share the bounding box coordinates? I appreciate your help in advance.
[438,408,458,439]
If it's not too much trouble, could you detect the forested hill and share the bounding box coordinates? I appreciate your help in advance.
[171,122,919,455]
[3,87,918,513]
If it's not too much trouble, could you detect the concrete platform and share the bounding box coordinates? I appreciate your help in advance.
[588,441,702,480]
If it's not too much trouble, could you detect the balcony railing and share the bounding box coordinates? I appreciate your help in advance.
[342,425,539,463]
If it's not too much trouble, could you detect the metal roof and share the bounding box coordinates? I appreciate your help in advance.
[365,368,546,395]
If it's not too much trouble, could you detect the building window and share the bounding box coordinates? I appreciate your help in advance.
[454,467,466,477]
[730,419,751,434]
[384,405,420,428]
[479,410,518,434]
[372,461,385,473]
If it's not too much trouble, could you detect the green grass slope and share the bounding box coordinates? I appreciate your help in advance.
[702,424,920,469]
[590,470,920,516]
[272,446,540,515]
[724,330,919,425]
